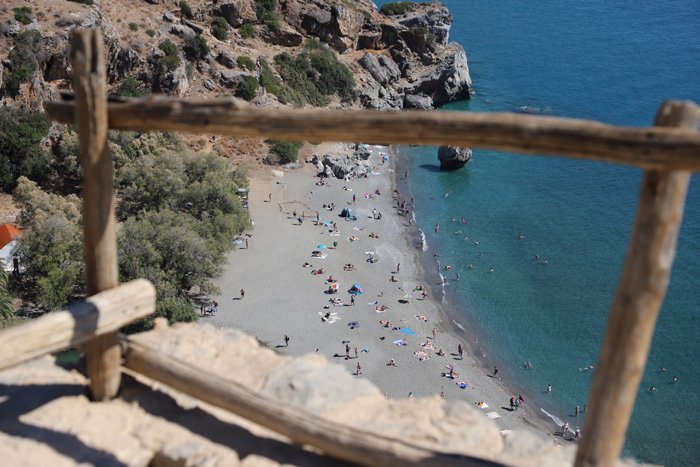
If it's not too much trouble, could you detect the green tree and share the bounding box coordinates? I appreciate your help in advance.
[115,76,152,98]
[186,34,210,61]
[255,0,280,28]
[237,55,255,71]
[237,75,259,101]
[212,17,228,40]
[13,7,33,25]
[0,107,52,189]
[239,23,256,39]
[12,177,84,310]
[179,1,193,19]
[159,39,181,71]
[0,268,14,322]
[270,140,303,163]
[3,30,44,95]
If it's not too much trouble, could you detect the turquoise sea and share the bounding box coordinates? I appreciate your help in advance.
[375,0,700,465]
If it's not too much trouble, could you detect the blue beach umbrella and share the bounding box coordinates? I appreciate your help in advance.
[317,244,327,249]
[349,284,364,295]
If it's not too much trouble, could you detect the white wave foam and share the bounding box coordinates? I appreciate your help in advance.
[541,408,566,430]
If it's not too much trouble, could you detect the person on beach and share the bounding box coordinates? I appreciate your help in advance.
[200,304,205,317]
[493,366,499,378]
[388,359,397,367]
[432,328,437,340]
[458,343,464,359]
[354,347,358,358]
[396,263,400,273]
[269,193,272,202]
[357,362,362,377]
[422,289,428,300]
[351,295,355,306]
[352,194,356,205]
[346,344,350,358]
[245,238,249,249]
[240,289,245,299]
[284,335,289,347]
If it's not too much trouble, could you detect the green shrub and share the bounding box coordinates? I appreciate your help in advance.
[237,75,259,101]
[146,28,156,37]
[212,17,228,40]
[379,1,416,15]
[3,31,43,95]
[186,34,210,61]
[270,141,303,164]
[239,23,256,39]
[185,62,194,80]
[179,1,193,19]
[259,58,280,94]
[13,7,33,25]
[128,22,138,31]
[255,0,280,28]
[67,0,95,5]
[236,55,255,70]
[158,39,181,71]
[115,77,151,98]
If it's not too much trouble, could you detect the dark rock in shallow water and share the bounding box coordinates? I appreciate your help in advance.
[438,145,472,170]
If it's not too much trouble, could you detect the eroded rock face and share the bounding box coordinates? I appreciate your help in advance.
[395,2,453,45]
[404,93,433,110]
[260,25,304,47]
[358,53,399,85]
[217,49,237,69]
[412,43,471,108]
[220,0,257,28]
[438,145,472,170]
[219,70,254,89]
[281,0,365,53]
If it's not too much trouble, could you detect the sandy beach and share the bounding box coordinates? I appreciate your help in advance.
[205,143,560,441]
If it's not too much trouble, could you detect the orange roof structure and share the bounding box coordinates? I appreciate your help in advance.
[0,224,21,250]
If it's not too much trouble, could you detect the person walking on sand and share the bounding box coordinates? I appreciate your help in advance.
[493,366,499,379]
[432,328,437,340]
[240,289,245,299]
[396,263,400,273]
[351,295,355,306]
[284,335,289,347]
[245,238,249,249]
[354,347,358,358]
[346,344,350,358]
[458,343,464,359]
[269,193,272,202]
[357,362,362,377]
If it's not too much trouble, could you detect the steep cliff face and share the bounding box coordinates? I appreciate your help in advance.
[0,0,471,112]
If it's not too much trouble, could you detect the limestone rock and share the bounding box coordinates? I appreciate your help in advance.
[183,19,205,35]
[396,2,453,45]
[108,46,141,80]
[171,24,195,40]
[220,0,257,28]
[438,145,472,170]
[404,93,433,110]
[312,146,375,178]
[260,25,304,47]
[357,53,399,85]
[162,12,175,23]
[217,49,237,68]
[262,354,380,414]
[219,70,255,89]
[411,43,471,107]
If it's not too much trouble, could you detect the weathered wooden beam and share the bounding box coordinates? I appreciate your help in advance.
[0,280,155,372]
[72,29,121,401]
[121,337,499,467]
[575,101,700,467]
[45,97,700,171]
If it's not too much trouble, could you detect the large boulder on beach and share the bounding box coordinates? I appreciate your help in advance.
[438,145,472,170]
[312,148,373,179]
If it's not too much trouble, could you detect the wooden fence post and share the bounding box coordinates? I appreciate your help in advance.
[72,29,121,401]
[575,101,700,466]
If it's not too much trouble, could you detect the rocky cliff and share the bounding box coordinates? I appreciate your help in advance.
[0,0,471,113]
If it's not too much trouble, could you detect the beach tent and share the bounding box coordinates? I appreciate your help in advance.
[349,284,363,295]
[340,208,355,218]
[317,244,327,249]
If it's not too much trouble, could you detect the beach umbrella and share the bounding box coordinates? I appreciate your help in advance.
[330,282,340,290]
[403,294,413,300]
[317,244,327,249]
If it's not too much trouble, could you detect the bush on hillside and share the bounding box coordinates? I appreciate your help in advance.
[379,2,417,15]
[239,23,256,39]
[236,75,259,101]
[179,1,193,19]
[186,34,210,61]
[158,38,181,71]
[236,55,255,71]
[212,17,228,40]
[0,107,52,189]
[270,140,303,163]
[128,22,138,31]
[146,28,156,37]
[13,7,33,25]
[255,0,280,29]
[115,76,152,98]
[3,30,43,95]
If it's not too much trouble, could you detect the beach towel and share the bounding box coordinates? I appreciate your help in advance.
[353,227,366,230]
[400,328,416,335]
[393,339,406,346]
[456,381,468,388]
[499,430,513,436]
[368,301,378,305]
[485,412,501,420]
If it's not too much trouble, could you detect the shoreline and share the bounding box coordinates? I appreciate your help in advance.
[391,144,564,437]
[205,142,563,445]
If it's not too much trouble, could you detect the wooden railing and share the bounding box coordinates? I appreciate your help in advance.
[1,28,698,466]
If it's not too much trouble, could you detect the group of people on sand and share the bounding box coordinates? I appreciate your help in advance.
[200,301,218,317]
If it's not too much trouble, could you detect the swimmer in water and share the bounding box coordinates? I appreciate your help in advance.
[474,241,479,245]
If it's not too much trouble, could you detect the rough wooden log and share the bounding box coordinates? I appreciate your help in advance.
[575,101,700,467]
[121,337,497,467]
[45,97,700,171]
[72,29,121,401]
[0,280,155,372]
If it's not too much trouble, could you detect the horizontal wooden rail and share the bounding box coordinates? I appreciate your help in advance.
[0,279,155,372]
[122,337,501,467]
[45,97,700,171]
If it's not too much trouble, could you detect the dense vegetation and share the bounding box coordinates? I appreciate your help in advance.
[237,56,255,71]
[211,17,228,40]
[186,34,210,61]
[115,77,152,98]
[255,0,281,29]
[379,2,431,15]
[2,30,43,95]
[270,141,303,164]
[269,39,357,106]
[237,75,259,101]
[179,1,193,19]
[0,107,52,190]
[13,7,33,25]
[159,38,181,71]
[239,23,256,39]
[4,118,250,330]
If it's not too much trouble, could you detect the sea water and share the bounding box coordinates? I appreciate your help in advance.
[374,0,700,465]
